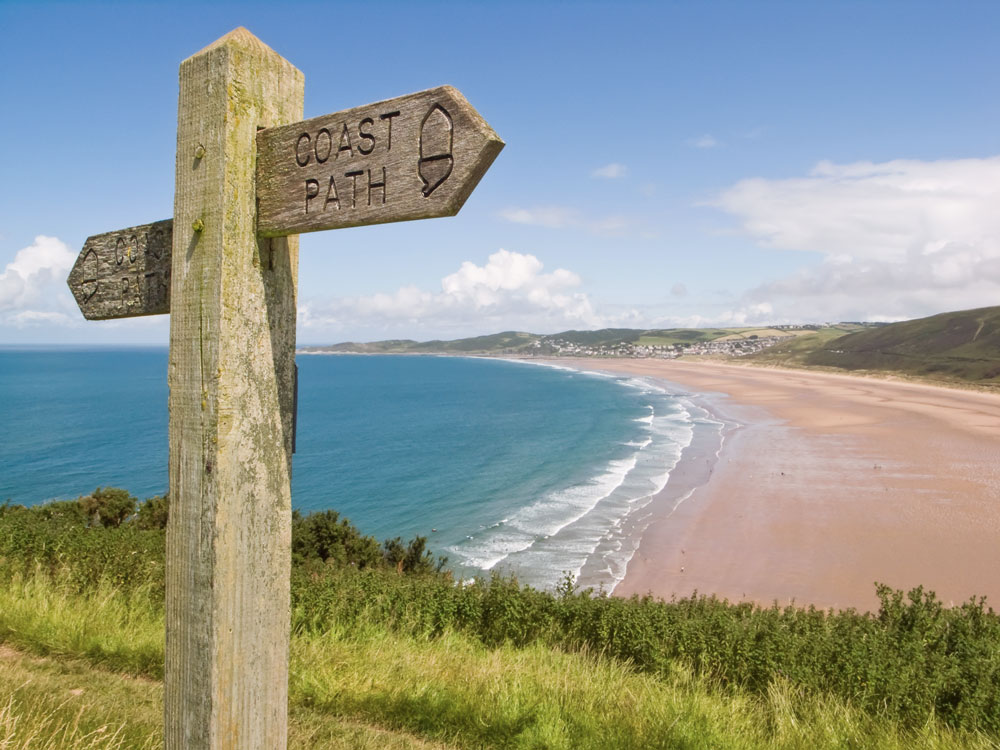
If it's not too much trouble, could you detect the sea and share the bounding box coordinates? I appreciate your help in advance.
[0,348,724,592]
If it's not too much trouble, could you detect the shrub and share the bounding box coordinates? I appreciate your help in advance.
[79,487,137,528]
[134,494,169,530]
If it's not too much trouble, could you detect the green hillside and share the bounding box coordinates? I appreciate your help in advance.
[302,332,540,354]
[3,495,1000,747]
[414,331,538,353]
[542,328,645,346]
[316,339,422,353]
[637,328,736,346]
[750,307,1000,386]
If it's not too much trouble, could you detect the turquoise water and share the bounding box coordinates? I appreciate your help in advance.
[0,349,711,590]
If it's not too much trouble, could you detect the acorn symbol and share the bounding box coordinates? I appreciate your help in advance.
[418,104,454,197]
[79,249,99,303]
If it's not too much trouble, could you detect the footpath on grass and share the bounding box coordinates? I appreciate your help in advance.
[0,644,456,750]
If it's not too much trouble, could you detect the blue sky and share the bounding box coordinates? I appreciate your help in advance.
[2,0,999,344]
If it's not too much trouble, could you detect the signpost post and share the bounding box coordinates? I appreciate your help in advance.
[66,27,502,750]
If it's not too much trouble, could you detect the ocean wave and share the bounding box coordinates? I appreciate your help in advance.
[510,454,638,538]
[446,366,729,594]
[623,437,653,449]
[450,453,640,571]
[619,376,669,395]
[453,399,700,589]
[499,359,613,379]
[634,405,655,425]
[512,398,722,592]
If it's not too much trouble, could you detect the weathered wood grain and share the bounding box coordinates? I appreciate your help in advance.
[256,86,503,237]
[67,219,172,319]
[165,27,303,750]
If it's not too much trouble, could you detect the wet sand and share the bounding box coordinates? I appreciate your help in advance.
[568,359,1000,612]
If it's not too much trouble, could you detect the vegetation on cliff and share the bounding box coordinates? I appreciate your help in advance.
[1,491,999,747]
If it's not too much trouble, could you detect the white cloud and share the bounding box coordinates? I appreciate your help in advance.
[689,134,720,149]
[713,156,1000,322]
[0,235,82,330]
[591,163,627,179]
[299,250,605,339]
[0,236,75,312]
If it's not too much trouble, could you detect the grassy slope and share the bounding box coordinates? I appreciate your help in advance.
[0,645,454,750]
[749,307,1000,386]
[5,501,1000,743]
[1,574,996,750]
[306,331,541,354]
[747,327,861,366]
[0,644,161,750]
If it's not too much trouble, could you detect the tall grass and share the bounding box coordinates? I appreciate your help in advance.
[0,641,456,750]
[0,572,164,678]
[287,566,1000,735]
[3,497,1000,747]
[0,645,161,749]
[1,570,999,749]
[292,623,1000,750]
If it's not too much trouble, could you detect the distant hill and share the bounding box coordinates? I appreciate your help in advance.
[300,307,1000,387]
[749,306,1000,387]
[306,331,541,355]
[299,324,846,356]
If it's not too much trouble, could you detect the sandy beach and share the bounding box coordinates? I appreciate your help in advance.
[565,359,1000,612]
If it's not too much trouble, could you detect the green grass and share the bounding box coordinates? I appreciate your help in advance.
[4,500,1000,747]
[287,567,1000,736]
[2,569,1000,749]
[0,646,161,749]
[748,327,856,367]
[0,572,165,677]
[293,623,1000,749]
[0,644,456,750]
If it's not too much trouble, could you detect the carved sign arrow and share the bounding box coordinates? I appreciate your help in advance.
[67,219,173,320]
[67,86,503,319]
[255,85,504,237]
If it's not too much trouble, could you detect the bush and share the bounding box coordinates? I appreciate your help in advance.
[134,494,169,530]
[79,487,137,528]
[0,500,165,594]
[292,509,382,569]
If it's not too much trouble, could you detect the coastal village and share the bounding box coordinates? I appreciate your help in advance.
[534,334,789,359]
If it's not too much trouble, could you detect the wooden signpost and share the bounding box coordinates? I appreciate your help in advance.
[66,27,502,750]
